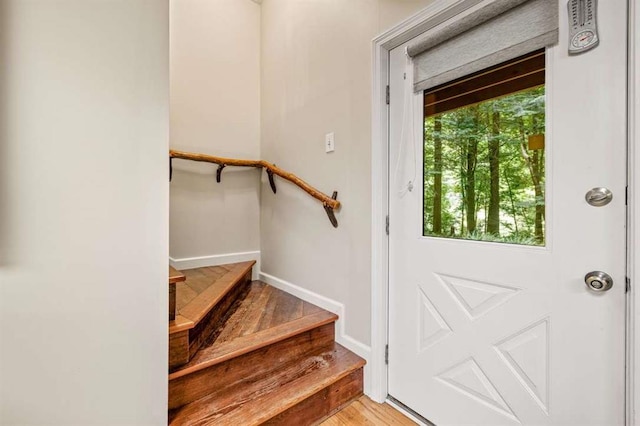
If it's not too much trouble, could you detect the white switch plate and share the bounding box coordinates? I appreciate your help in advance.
[325,132,335,153]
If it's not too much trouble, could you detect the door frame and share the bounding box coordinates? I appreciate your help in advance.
[370,2,638,424]
[628,0,639,423]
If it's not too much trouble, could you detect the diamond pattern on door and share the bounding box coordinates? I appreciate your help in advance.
[495,318,550,414]
[435,273,520,320]
[437,357,520,422]
[418,285,452,351]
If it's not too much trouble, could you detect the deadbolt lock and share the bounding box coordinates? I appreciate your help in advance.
[584,271,613,292]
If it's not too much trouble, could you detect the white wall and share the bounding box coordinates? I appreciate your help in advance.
[260,0,433,346]
[0,1,169,424]
[170,0,261,261]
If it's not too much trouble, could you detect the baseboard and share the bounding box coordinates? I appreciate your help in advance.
[258,271,373,396]
[170,251,260,280]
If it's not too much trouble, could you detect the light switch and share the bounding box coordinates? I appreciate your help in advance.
[325,132,335,153]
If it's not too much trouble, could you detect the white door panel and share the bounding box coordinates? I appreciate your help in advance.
[388,0,627,424]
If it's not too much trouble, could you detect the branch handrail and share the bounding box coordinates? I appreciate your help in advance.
[169,149,341,227]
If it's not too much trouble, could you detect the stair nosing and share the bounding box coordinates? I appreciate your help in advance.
[169,309,338,380]
[169,265,187,284]
[169,315,195,333]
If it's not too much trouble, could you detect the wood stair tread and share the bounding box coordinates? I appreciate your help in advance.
[169,265,186,284]
[170,314,195,333]
[170,281,338,380]
[170,309,337,380]
[168,342,365,426]
[169,261,255,334]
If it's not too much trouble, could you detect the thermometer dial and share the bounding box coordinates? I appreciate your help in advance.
[571,30,596,49]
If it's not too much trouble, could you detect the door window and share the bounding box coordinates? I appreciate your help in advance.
[423,49,546,246]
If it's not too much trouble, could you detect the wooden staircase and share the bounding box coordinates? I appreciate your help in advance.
[168,261,365,425]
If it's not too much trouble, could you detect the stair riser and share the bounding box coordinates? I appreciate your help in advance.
[263,368,364,425]
[188,270,252,360]
[169,331,190,370]
[169,282,176,321]
[169,322,335,409]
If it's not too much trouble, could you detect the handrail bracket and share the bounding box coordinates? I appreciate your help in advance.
[266,169,277,194]
[216,164,226,183]
[324,191,339,228]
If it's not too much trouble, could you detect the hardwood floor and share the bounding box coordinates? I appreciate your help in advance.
[321,396,417,425]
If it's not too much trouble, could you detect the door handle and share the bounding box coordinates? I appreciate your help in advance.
[585,187,612,207]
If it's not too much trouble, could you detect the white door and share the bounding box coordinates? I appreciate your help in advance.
[388,1,627,425]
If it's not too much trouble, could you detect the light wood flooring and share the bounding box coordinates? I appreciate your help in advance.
[321,396,417,425]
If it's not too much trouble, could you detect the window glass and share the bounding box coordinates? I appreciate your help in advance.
[423,50,545,246]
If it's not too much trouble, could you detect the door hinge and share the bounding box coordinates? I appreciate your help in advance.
[385,215,389,235]
[386,85,390,105]
[385,344,389,365]
[625,186,628,205]
[626,276,631,293]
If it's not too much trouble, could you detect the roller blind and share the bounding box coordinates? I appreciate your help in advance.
[408,0,558,92]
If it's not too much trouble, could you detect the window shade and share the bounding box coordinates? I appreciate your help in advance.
[408,0,558,92]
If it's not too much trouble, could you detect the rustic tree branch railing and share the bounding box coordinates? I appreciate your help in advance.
[169,149,341,227]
